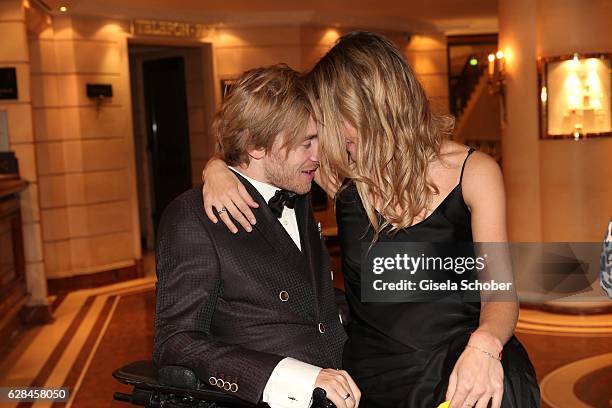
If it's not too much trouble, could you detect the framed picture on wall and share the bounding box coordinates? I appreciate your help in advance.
[538,53,611,139]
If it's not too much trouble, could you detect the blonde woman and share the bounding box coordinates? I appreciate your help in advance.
[201,32,539,408]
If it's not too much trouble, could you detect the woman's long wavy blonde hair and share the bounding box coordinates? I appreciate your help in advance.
[306,32,454,240]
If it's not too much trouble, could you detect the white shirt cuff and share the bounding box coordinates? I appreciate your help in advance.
[262,357,322,408]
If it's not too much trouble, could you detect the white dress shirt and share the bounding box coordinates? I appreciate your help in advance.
[230,167,321,408]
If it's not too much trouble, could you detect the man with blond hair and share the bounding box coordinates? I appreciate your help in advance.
[154,64,360,408]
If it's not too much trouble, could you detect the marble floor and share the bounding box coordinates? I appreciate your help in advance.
[0,255,611,408]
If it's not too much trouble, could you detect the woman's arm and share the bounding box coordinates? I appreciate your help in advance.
[202,158,343,233]
[446,151,517,408]
[465,152,518,346]
[201,157,258,233]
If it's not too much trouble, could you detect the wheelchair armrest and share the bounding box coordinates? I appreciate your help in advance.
[113,360,252,407]
[157,365,199,389]
[113,360,337,408]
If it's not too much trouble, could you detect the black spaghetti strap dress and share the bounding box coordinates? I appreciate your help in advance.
[337,149,540,408]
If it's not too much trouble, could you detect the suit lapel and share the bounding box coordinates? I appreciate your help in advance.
[295,194,321,307]
[234,172,302,259]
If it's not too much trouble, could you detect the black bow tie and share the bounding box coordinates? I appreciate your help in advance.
[268,189,297,218]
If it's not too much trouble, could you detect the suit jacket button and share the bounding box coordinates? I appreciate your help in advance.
[318,323,326,333]
[231,383,239,393]
[217,378,225,388]
[209,376,217,386]
[279,291,289,302]
[223,381,231,391]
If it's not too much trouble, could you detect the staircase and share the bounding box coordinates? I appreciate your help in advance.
[450,55,502,163]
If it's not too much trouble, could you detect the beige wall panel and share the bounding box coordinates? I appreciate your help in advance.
[537,0,612,57]
[42,200,130,242]
[52,39,77,73]
[79,169,131,203]
[28,38,58,73]
[300,45,330,71]
[0,22,28,61]
[52,17,130,41]
[11,142,37,181]
[41,207,70,241]
[67,200,132,238]
[405,49,448,75]
[215,46,301,77]
[406,34,447,51]
[70,40,122,74]
[32,107,76,141]
[3,103,33,143]
[36,138,128,175]
[418,74,449,98]
[0,1,24,21]
[78,106,130,139]
[215,27,300,48]
[39,169,130,208]
[299,27,342,46]
[79,231,134,268]
[35,140,67,175]
[43,241,72,277]
[38,174,67,208]
[31,73,62,107]
[34,106,129,141]
[79,138,129,171]
[540,139,612,241]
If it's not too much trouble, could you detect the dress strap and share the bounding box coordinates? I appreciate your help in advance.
[459,148,475,185]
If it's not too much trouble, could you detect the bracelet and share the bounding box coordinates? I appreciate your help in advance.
[466,344,502,361]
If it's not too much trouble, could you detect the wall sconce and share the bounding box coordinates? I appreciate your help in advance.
[86,83,113,111]
[487,50,507,123]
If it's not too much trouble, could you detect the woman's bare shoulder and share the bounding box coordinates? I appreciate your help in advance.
[438,140,472,167]
[461,149,504,208]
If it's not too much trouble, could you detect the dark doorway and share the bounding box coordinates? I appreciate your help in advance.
[142,57,192,234]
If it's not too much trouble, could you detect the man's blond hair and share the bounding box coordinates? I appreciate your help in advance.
[214,64,312,166]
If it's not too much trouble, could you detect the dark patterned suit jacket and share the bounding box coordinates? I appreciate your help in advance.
[153,175,347,404]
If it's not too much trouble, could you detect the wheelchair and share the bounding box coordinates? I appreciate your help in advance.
[113,360,336,408]
[113,290,349,407]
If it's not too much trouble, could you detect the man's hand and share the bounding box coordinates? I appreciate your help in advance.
[314,369,361,408]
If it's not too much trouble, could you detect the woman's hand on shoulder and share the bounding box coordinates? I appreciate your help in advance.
[201,158,258,233]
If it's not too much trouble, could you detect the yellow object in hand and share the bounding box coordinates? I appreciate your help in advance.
[437,402,450,408]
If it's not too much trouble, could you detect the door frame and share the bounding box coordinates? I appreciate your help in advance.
[124,36,218,253]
